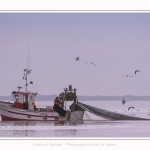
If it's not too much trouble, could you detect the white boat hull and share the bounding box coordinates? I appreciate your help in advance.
[0,101,85,121]
[0,101,59,121]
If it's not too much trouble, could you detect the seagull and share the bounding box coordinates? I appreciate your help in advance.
[75,57,79,61]
[135,70,140,74]
[86,62,97,67]
[122,75,133,77]
[128,107,134,110]
[29,81,33,84]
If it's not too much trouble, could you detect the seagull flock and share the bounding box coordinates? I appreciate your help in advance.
[75,57,97,68]
[74,56,146,114]
[75,57,140,74]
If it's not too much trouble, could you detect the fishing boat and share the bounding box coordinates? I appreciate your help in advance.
[0,68,85,121]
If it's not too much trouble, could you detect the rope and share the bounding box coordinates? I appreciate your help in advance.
[84,111,93,120]
[17,77,24,91]
[28,74,37,93]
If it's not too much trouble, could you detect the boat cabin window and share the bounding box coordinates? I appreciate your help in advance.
[23,95,28,103]
[13,95,19,102]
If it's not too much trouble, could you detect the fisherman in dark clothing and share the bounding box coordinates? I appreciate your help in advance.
[53,97,66,117]
[54,97,60,106]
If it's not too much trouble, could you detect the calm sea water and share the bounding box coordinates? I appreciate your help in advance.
[0,100,150,138]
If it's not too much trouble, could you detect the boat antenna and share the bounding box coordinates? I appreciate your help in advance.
[26,44,37,93]
[27,43,30,70]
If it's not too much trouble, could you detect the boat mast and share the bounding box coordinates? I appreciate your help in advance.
[24,44,30,92]
[23,45,33,93]
[24,69,28,92]
[24,68,32,92]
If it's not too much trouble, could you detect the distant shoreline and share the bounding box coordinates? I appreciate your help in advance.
[0,95,150,101]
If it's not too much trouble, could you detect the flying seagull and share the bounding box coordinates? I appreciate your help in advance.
[75,57,79,61]
[122,75,133,77]
[128,107,134,110]
[86,62,97,67]
[135,70,140,74]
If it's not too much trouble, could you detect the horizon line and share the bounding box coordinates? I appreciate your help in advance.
[1,95,150,97]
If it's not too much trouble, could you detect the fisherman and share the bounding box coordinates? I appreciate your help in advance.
[54,97,60,106]
[53,96,66,117]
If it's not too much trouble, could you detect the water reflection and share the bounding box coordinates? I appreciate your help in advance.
[1,120,150,137]
[0,120,85,137]
[54,120,84,126]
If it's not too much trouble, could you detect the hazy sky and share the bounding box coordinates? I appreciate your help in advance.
[0,13,150,96]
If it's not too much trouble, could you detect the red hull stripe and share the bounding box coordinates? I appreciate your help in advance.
[6,110,57,118]
[1,115,59,121]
